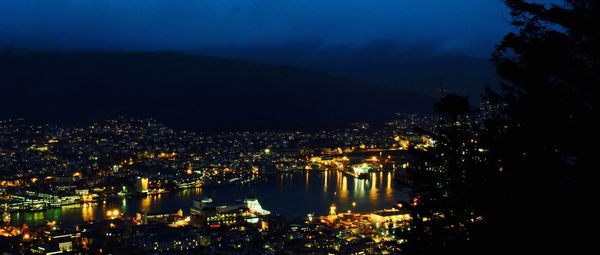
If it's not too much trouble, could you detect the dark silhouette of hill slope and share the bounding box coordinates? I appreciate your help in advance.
[0,50,433,131]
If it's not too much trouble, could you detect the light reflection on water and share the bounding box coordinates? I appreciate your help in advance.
[81,204,94,222]
[10,170,406,226]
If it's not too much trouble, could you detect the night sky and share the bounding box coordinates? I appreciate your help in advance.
[1,0,523,57]
[1,0,557,97]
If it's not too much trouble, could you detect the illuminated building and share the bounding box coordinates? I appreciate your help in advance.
[136,209,188,226]
[106,209,121,219]
[32,228,80,254]
[191,198,270,226]
[368,208,412,227]
[349,164,370,179]
[136,177,149,194]
[131,225,201,253]
[245,198,270,215]
[2,204,9,225]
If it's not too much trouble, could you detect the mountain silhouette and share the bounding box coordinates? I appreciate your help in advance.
[0,50,433,131]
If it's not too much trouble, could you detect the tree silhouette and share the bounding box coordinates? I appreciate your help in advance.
[434,94,470,120]
[403,94,494,253]
[489,0,596,251]
[404,0,596,253]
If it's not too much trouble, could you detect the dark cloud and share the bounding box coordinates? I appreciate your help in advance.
[0,0,515,56]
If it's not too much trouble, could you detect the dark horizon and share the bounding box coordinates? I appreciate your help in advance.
[0,49,435,131]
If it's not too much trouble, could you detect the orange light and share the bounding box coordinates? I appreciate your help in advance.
[106,209,120,219]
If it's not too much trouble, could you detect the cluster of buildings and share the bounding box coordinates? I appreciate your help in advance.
[0,113,453,253]
[1,197,413,254]
[1,115,437,214]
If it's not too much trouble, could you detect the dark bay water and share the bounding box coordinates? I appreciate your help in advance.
[11,170,406,226]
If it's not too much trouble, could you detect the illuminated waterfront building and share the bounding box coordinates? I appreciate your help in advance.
[191,198,270,226]
[244,198,270,215]
[368,208,412,228]
[136,177,149,194]
[2,204,9,225]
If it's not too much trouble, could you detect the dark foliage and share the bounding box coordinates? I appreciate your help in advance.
[488,0,596,251]
[403,95,494,253]
[404,0,596,253]
[434,94,470,119]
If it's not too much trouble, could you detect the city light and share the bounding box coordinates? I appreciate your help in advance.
[106,209,120,219]
[0,0,589,252]
[0,108,468,253]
